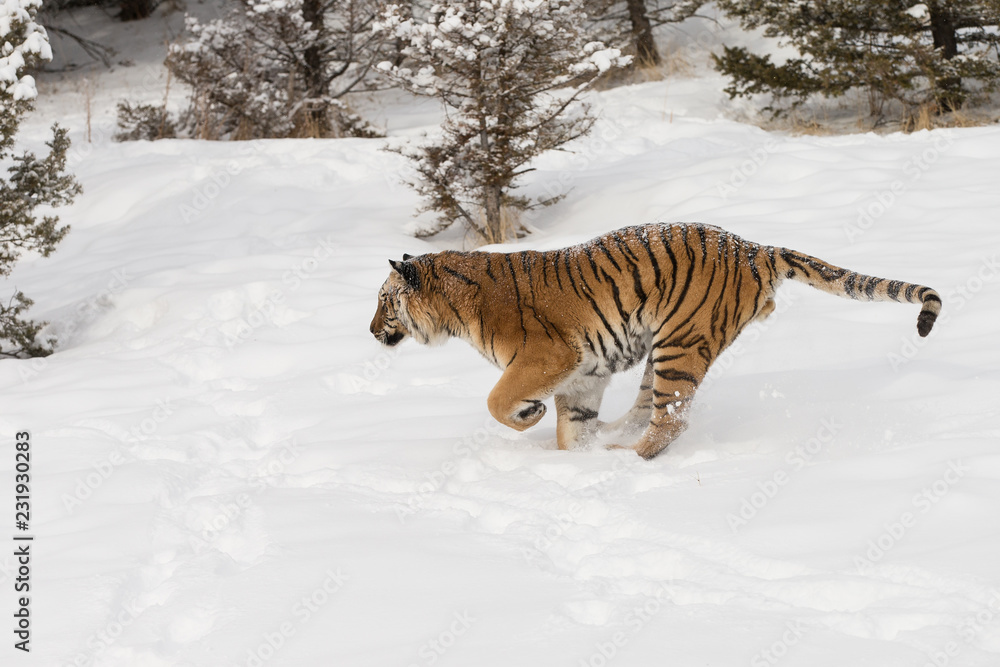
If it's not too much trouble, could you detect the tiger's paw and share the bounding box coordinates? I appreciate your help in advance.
[510,400,546,430]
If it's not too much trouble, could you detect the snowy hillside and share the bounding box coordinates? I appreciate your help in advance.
[2,7,1000,667]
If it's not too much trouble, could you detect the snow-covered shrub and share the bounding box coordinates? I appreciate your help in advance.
[375,0,631,243]
[0,0,82,358]
[715,0,1000,119]
[166,0,385,139]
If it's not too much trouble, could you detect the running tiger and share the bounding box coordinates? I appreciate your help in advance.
[370,223,940,459]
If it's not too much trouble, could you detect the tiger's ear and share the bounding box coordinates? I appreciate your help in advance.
[389,259,420,290]
[402,253,414,261]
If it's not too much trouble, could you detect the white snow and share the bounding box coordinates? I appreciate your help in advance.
[586,47,626,74]
[2,7,1000,667]
[906,4,930,22]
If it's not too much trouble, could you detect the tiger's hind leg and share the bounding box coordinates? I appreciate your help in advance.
[622,344,707,460]
[600,357,654,435]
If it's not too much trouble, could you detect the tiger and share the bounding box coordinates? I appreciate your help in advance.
[369,222,941,459]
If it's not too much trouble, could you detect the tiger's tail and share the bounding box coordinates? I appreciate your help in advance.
[774,247,941,337]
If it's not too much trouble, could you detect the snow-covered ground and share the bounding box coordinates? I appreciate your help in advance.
[2,7,1000,667]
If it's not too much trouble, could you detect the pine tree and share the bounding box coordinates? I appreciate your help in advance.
[715,1,1000,119]
[0,0,82,358]
[166,0,385,139]
[375,0,631,243]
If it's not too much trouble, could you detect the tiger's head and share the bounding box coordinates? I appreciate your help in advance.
[370,256,416,346]
[371,254,448,347]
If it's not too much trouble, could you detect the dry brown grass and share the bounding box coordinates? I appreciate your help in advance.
[752,94,999,137]
[898,101,997,133]
[756,106,835,136]
[596,43,699,89]
[656,44,697,80]
[781,113,833,136]
[82,77,94,143]
[467,206,527,247]
[902,104,935,133]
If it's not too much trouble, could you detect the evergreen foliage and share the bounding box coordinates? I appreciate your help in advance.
[113,101,176,141]
[374,0,630,243]
[715,1,1000,118]
[0,0,82,358]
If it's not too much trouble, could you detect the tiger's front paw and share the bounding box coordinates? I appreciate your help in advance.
[510,400,546,430]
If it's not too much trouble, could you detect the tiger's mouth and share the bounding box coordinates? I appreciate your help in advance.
[379,330,405,347]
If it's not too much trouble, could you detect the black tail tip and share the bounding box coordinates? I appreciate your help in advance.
[917,310,937,338]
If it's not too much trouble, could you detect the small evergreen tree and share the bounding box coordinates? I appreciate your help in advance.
[375,0,630,243]
[113,101,177,141]
[166,0,385,139]
[0,0,82,358]
[715,1,1000,119]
